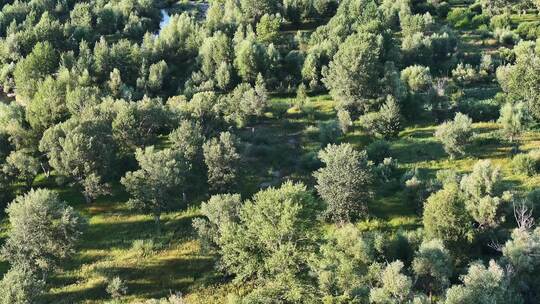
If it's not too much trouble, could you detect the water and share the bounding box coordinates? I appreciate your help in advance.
[158,9,171,33]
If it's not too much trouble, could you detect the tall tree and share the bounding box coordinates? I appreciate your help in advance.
[203,132,241,192]
[314,143,373,223]
[121,147,189,234]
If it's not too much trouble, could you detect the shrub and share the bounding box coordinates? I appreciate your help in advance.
[107,276,128,299]
[435,112,473,159]
[366,140,392,163]
[515,22,540,40]
[512,154,537,176]
[318,119,342,145]
[452,63,479,85]
[471,14,490,28]
[447,8,472,29]
[490,13,512,30]
[496,29,519,46]
[436,2,450,18]
[130,239,155,257]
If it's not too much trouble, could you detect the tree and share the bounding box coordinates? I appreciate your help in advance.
[121,147,189,234]
[193,193,242,251]
[496,42,540,121]
[501,227,540,301]
[314,143,373,223]
[256,14,281,44]
[370,261,414,303]
[401,65,433,93]
[444,261,521,304]
[412,239,452,296]
[460,160,505,228]
[0,266,45,304]
[206,182,321,284]
[39,118,117,203]
[1,189,86,276]
[13,41,58,101]
[322,31,382,112]
[311,224,377,302]
[435,112,473,159]
[2,149,40,189]
[498,102,529,145]
[359,95,403,139]
[240,0,280,20]
[112,98,170,151]
[203,132,241,192]
[169,120,205,163]
[423,183,474,249]
[234,37,267,83]
[295,83,308,110]
[26,76,68,132]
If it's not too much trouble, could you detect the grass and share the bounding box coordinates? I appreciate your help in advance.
[1,94,539,303]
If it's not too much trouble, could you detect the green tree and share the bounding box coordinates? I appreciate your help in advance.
[26,76,68,132]
[0,266,45,304]
[370,261,414,304]
[412,239,452,296]
[435,112,473,159]
[169,120,205,163]
[256,14,281,44]
[208,182,320,284]
[496,42,540,121]
[39,118,117,203]
[498,102,529,144]
[121,147,189,234]
[240,0,280,20]
[444,261,521,304]
[359,95,403,139]
[203,132,241,192]
[112,98,170,151]
[295,83,308,110]
[314,143,373,223]
[13,41,58,101]
[423,183,474,249]
[401,65,433,93]
[234,37,267,82]
[322,31,382,112]
[2,149,39,189]
[1,189,86,276]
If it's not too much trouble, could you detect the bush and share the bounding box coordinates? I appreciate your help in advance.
[318,119,341,145]
[435,112,473,158]
[366,140,392,163]
[130,239,156,257]
[106,276,128,299]
[447,8,473,29]
[490,13,512,30]
[515,22,540,40]
[436,2,450,18]
[471,14,490,28]
[512,154,537,176]
[496,29,519,46]
[457,98,500,122]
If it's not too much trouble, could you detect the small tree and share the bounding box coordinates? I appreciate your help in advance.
[295,83,308,110]
[2,149,40,189]
[423,183,474,249]
[0,266,45,304]
[314,143,373,224]
[498,101,528,145]
[1,189,86,276]
[337,110,352,134]
[370,261,414,303]
[359,95,403,139]
[121,147,189,234]
[435,112,473,159]
[203,132,240,193]
[412,239,452,297]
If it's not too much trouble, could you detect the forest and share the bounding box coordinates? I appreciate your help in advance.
[0,0,540,302]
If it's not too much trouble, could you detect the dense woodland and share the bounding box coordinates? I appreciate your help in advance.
[0,0,540,302]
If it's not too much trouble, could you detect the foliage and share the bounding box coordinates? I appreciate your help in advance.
[0,266,45,304]
[314,143,373,223]
[203,132,241,193]
[1,189,86,275]
[435,113,473,159]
